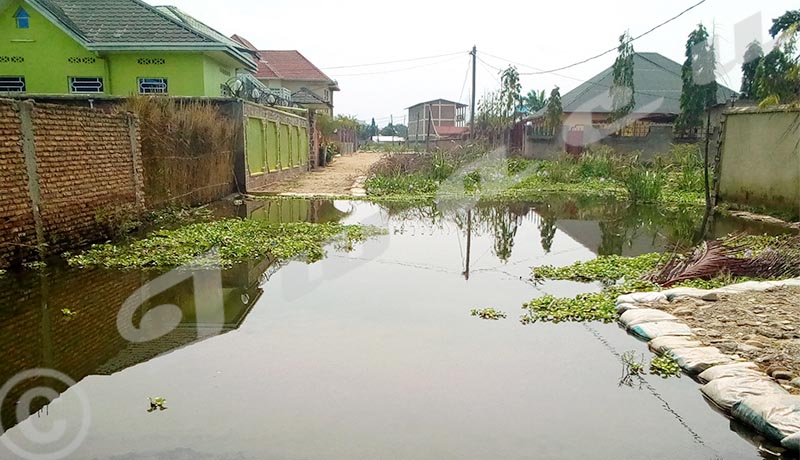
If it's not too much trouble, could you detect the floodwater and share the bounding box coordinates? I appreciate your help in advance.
[0,197,795,460]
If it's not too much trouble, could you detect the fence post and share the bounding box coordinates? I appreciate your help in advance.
[16,100,46,258]
[126,113,145,208]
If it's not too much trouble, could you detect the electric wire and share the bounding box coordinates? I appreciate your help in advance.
[321,51,466,70]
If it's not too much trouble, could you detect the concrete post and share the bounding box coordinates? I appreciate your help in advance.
[126,113,144,208]
[16,100,46,257]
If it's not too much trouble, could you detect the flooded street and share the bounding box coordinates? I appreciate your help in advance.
[0,198,792,460]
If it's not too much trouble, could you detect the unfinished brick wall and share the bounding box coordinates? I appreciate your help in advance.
[0,99,143,268]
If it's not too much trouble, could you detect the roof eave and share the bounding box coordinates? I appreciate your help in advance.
[24,0,90,46]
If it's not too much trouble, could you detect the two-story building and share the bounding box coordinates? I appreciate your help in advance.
[231,35,339,115]
[407,99,468,143]
[0,0,257,97]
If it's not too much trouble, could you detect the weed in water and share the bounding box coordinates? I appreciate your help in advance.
[620,351,647,388]
[471,308,508,320]
[623,168,665,203]
[650,355,682,378]
[67,220,381,269]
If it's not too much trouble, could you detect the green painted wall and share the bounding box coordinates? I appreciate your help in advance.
[107,52,206,96]
[0,0,240,96]
[0,0,107,94]
[246,117,265,174]
[203,55,231,97]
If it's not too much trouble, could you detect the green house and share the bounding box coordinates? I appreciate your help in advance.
[0,0,257,96]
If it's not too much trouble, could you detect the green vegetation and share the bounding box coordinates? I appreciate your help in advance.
[525,234,798,325]
[533,253,664,283]
[471,308,508,320]
[148,397,167,412]
[60,308,77,318]
[650,355,682,379]
[22,261,47,270]
[67,220,380,269]
[365,145,707,206]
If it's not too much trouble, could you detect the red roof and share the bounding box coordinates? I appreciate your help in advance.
[254,50,334,83]
[434,126,468,137]
[230,34,258,51]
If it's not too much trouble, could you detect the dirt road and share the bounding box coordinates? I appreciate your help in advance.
[256,151,384,196]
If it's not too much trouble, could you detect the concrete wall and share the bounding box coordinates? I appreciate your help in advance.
[522,125,680,160]
[238,101,311,191]
[0,98,144,268]
[718,107,800,218]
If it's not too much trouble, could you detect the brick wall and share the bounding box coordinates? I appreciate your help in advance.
[0,98,143,268]
[0,101,38,266]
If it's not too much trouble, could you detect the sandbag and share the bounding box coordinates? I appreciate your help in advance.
[732,395,800,444]
[616,303,639,315]
[648,336,703,354]
[698,362,763,384]
[777,278,800,288]
[619,309,677,328]
[713,281,777,295]
[667,347,737,374]
[782,431,800,451]
[701,376,788,412]
[616,292,667,306]
[630,322,693,341]
[662,287,714,300]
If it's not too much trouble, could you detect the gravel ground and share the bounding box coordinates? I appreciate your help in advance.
[657,286,800,390]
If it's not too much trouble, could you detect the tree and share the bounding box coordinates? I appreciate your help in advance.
[545,86,563,131]
[769,10,800,38]
[755,10,800,105]
[380,123,397,136]
[393,124,408,138]
[609,31,636,122]
[740,41,764,99]
[523,89,547,113]
[500,66,522,123]
[368,118,379,138]
[676,24,718,135]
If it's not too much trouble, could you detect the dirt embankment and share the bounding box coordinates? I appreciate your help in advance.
[659,286,800,389]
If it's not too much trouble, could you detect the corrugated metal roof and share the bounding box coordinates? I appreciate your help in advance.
[534,52,737,117]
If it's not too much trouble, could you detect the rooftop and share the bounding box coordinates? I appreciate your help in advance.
[253,50,337,86]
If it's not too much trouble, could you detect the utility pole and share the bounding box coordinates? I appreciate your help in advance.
[470,45,477,139]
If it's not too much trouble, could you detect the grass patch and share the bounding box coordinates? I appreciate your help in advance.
[650,355,682,379]
[67,220,381,269]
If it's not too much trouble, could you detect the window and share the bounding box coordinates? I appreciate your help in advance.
[137,58,165,65]
[14,8,29,29]
[138,77,168,94]
[69,77,104,93]
[0,76,25,92]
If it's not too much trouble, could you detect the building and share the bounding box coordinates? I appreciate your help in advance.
[0,0,257,97]
[407,99,468,143]
[523,52,736,154]
[231,36,339,115]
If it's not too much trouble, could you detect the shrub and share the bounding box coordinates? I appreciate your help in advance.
[623,168,665,203]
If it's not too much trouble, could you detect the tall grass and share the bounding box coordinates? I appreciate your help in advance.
[119,97,236,208]
[623,168,665,203]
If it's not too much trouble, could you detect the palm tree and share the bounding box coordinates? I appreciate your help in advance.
[523,89,547,113]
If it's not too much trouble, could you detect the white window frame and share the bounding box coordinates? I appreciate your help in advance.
[138,77,168,94]
[69,76,104,94]
[0,76,26,93]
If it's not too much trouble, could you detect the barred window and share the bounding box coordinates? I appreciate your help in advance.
[69,77,104,93]
[137,58,166,65]
[67,57,96,64]
[0,76,25,92]
[138,77,168,94]
[0,56,24,63]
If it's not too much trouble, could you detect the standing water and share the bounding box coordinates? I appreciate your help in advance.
[0,197,793,460]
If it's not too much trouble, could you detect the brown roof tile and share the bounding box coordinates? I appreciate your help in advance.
[255,50,333,83]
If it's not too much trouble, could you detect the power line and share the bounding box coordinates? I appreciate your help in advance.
[321,51,466,70]
[329,54,465,77]
[458,56,472,104]
[488,0,707,76]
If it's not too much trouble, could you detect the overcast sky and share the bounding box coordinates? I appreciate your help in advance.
[148,0,796,126]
